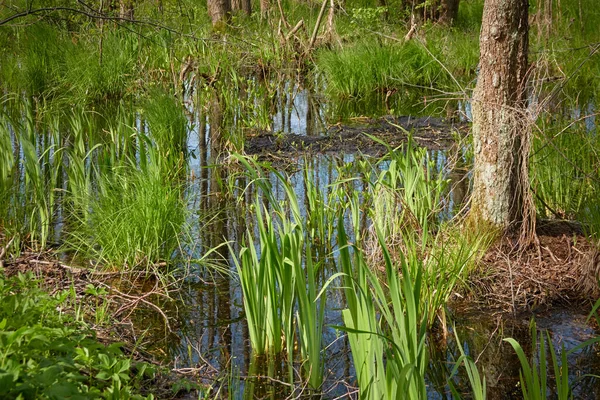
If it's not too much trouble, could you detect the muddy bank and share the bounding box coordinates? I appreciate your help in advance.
[245,116,469,157]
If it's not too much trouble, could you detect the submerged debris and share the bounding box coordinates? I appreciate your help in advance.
[245,115,468,157]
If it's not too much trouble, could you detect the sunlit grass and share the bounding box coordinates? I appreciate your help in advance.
[66,157,188,270]
[317,39,449,98]
[233,155,333,389]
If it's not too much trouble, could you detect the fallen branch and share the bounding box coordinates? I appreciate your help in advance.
[307,0,329,52]
[285,19,304,42]
[0,237,15,269]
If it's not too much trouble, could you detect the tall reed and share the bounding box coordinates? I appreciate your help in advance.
[336,201,429,399]
[233,156,330,389]
[234,202,296,356]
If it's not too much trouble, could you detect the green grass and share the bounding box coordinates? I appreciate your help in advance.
[66,155,188,271]
[62,29,139,103]
[317,39,449,99]
[531,116,600,220]
[144,89,189,164]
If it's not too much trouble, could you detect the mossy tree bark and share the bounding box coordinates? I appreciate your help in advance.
[470,0,534,236]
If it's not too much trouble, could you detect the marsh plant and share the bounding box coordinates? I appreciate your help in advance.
[66,149,188,271]
[336,205,429,399]
[0,101,62,249]
[233,156,333,390]
[505,320,600,400]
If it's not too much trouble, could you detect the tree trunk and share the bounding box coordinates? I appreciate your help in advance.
[260,0,270,18]
[119,0,134,20]
[438,0,460,24]
[231,0,251,15]
[404,0,459,24]
[470,0,533,235]
[242,0,252,16]
[208,0,231,27]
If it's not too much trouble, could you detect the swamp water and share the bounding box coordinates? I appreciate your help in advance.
[2,78,600,399]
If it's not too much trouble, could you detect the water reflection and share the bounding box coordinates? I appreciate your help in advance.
[2,73,600,398]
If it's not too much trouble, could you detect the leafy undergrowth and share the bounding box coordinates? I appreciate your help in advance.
[0,270,156,399]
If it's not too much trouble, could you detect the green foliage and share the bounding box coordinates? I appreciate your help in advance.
[233,155,333,390]
[531,117,600,220]
[349,7,388,33]
[505,320,600,400]
[66,157,187,270]
[0,271,155,399]
[317,39,449,98]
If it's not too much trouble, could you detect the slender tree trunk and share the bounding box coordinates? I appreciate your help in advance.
[470,0,533,235]
[260,0,270,18]
[119,0,134,19]
[231,0,251,15]
[438,0,460,24]
[405,0,459,24]
[208,0,231,27]
[242,0,252,16]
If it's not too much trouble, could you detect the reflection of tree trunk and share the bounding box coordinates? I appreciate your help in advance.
[210,171,231,364]
[305,89,315,136]
[470,0,533,236]
[204,93,232,367]
[198,110,209,211]
[449,153,468,215]
[209,94,225,155]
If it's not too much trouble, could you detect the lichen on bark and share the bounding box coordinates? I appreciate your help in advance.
[469,0,535,240]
